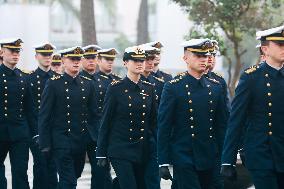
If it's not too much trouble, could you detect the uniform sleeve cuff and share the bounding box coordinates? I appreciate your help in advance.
[222,163,236,167]
[159,164,170,167]
[96,157,106,159]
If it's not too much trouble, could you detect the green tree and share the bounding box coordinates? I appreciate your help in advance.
[172,0,284,97]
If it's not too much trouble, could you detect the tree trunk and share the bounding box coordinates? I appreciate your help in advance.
[80,0,97,46]
[229,41,242,97]
[137,0,149,44]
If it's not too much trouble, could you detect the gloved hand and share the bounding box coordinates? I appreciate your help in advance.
[159,166,172,180]
[220,164,237,181]
[97,158,108,167]
[32,135,39,146]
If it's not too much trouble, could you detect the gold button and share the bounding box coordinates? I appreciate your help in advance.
[268,131,272,135]
[22,88,24,90]
[19,115,22,117]
[140,129,144,131]
[99,85,102,88]
[124,89,128,93]
[4,100,7,103]
[3,74,5,76]
[4,107,7,110]
[82,89,85,91]
[209,92,212,95]
[268,93,271,96]
[188,92,191,95]
[38,106,40,109]
[67,113,70,116]
[141,121,144,124]
[83,97,86,99]
[129,96,132,99]
[210,101,213,103]
[143,97,146,99]
[210,110,213,112]
[190,126,194,129]
[68,129,71,132]
[185,85,189,88]
[4,114,7,117]
[81,129,85,132]
[143,105,146,108]
[4,87,7,89]
[37,100,40,103]
[4,94,7,96]
[129,113,132,116]
[265,74,269,77]
[66,89,69,92]
[267,83,270,87]
[130,121,133,123]
[38,87,40,90]
[4,80,6,82]
[37,75,39,78]
[130,138,132,140]
[140,137,144,140]
[192,134,195,137]
[142,113,146,116]
[268,113,272,116]
[210,119,213,121]
[129,104,132,107]
[210,127,213,130]
[68,121,71,123]
[67,105,70,108]
[189,100,192,104]
[142,90,145,92]
[268,103,272,106]
[37,81,40,84]
[190,117,194,120]
[129,129,133,131]
[21,80,23,83]
[210,136,213,138]
[67,97,70,99]
[189,109,193,112]
[65,82,67,84]
[269,123,272,127]
[37,94,40,97]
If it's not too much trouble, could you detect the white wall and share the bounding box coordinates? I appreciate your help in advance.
[0,4,50,70]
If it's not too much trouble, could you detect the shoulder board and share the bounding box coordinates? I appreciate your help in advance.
[176,71,186,77]
[212,71,223,78]
[111,73,122,79]
[169,78,180,84]
[245,65,260,74]
[111,79,121,86]
[51,75,61,80]
[152,76,164,83]
[80,75,92,81]
[99,74,109,79]
[20,69,32,74]
[207,77,220,84]
[142,80,154,86]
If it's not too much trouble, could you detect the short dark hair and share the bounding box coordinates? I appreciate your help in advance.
[261,40,269,46]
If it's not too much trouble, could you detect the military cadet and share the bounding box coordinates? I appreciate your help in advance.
[220,25,284,189]
[158,39,227,189]
[27,42,58,189]
[38,46,100,189]
[96,46,157,189]
[0,38,37,189]
[139,45,163,189]
[79,44,112,189]
[204,40,230,189]
[144,41,173,82]
[51,54,63,74]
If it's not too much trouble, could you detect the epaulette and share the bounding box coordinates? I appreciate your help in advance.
[20,69,32,74]
[99,74,109,79]
[111,79,121,86]
[152,76,164,83]
[176,71,186,77]
[142,80,154,86]
[111,73,122,79]
[212,71,223,78]
[169,78,181,84]
[51,75,61,80]
[80,75,92,81]
[245,65,260,74]
[207,77,220,84]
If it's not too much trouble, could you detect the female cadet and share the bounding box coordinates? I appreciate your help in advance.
[96,46,157,189]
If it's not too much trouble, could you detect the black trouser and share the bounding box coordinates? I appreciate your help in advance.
[30,141,58,189]
[0,141,30,189]
[53,148,86,189]
[144,156,160,189]
[174,165,213,189]
[249,169,284,189]
[110,158,147,189]
[78,141,112,189]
